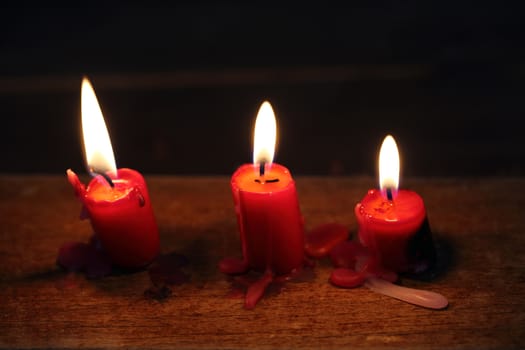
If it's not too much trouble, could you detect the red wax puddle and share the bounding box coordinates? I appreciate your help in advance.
[57,240,112,279]
[304,223,349,258]
[328,240,397,288]
[245,272,274,309]
[330,268,366,288]
[223,265,312,309]
[226,273,275,307]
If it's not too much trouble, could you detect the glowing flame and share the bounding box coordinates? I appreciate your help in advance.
[379,135,400,196]
[253,101,277,165]
[81,77,117,175]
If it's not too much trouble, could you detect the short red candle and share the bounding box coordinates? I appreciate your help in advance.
[231,163,304,275]
[355,135,435,273]
[66,77,159,269]
[67,168,159,268]
[220,101,304,282]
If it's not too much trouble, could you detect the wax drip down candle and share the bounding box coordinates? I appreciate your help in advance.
[355,135,436,274]
[219,101,305,309]
[65,77,159,269]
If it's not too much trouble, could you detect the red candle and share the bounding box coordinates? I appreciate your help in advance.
[219,101,304,308]
[355,135,435,273]
[66,77,159,268]
[221,101,304,275]
[230,163,304,275]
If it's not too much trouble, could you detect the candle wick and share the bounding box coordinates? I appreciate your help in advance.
[259,162,266,177]
[90,168,115,188]
[386,188,393,201]
[254,162,279,183]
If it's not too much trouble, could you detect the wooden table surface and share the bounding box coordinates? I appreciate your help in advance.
[1,175,524,349]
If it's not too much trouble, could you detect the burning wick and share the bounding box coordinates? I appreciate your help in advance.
[89,168,114,188]
[386,187,393,201]
[254,162,279,184]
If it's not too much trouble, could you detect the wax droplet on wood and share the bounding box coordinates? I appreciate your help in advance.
[305,223,349,258]
[245,272,274,309]
[330,268,366,288]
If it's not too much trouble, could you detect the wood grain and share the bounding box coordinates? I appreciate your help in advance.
[1,175,524,349]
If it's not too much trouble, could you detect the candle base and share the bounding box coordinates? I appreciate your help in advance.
[219,256,312,309]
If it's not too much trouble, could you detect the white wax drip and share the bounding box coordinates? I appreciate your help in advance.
[364,276,448,310]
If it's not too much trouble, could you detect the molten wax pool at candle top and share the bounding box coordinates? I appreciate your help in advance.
[219,101,304,309]
[66,77,159,269]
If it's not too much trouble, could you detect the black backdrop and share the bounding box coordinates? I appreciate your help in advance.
[1,3,523,176]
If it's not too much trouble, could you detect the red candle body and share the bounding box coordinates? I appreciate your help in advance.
[355,189,435,273]
[231,163,304,275]
[68,168,159,268]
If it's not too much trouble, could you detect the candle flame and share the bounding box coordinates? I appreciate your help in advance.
[253,101,277,165]
[81,77,117,175]
[379,135,400,197]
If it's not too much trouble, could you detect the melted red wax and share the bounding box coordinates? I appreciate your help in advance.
[245,272,274,309]
[330,268,366,287]
[303,222,445,309]
[328,240,397,288]
[220,222,351,309]
[304,223,349,258]
[56,239,112,279]
[222,261,313,309]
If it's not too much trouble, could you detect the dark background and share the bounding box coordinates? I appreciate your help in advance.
[1,3,524,176]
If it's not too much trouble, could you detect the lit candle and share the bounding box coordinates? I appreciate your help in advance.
[219,101,304,309]
[355,135,435,273]
[328,135,447,309]
[66,77,159,268]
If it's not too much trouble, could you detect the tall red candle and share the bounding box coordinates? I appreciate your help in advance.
[355,135,435,273]
[66,77,159,269]
[220,101,304,276]
[230,163,304,275]
[219,102,304,308]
